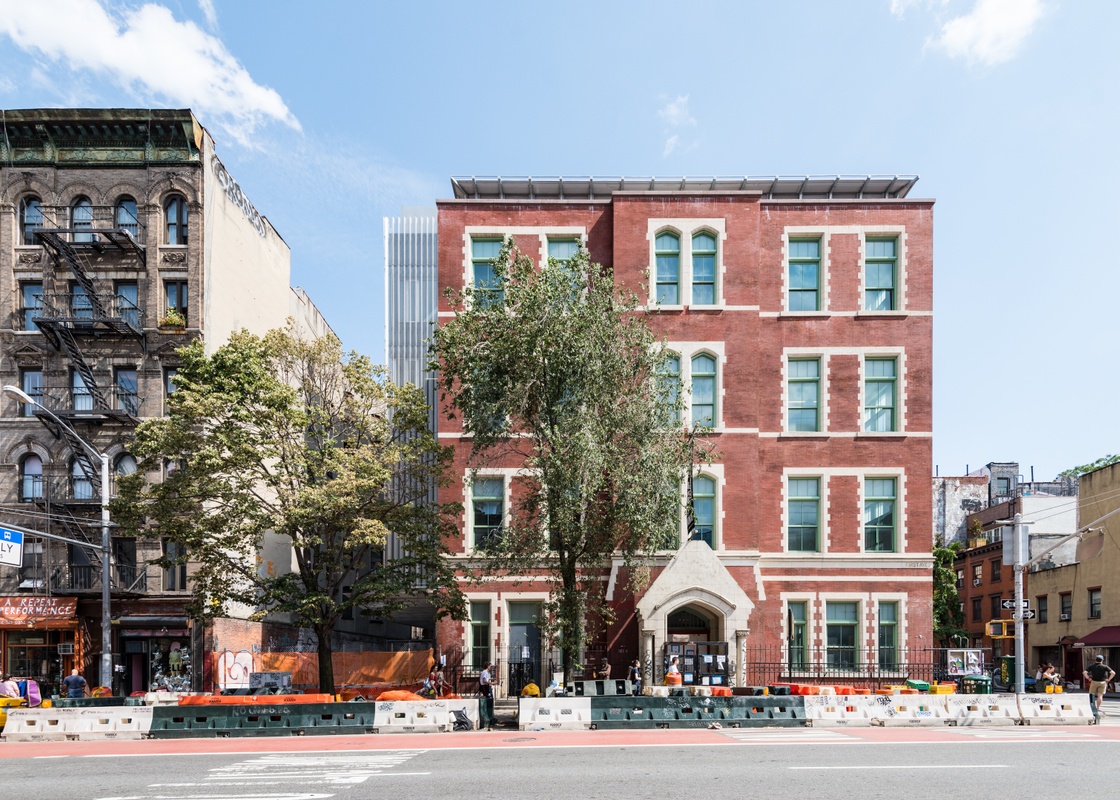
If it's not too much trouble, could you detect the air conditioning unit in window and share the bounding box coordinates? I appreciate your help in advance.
[973,579,982,586]
[57,643,74,655]
[1060,614,1071,621]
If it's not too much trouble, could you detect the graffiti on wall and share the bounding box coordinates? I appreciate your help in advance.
[216,649,255,690]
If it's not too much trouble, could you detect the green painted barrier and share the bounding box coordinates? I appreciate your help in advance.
[148,702,378,738]
[587,695,807,729]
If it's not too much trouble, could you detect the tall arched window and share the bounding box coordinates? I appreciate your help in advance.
[20,196,42,245]
[114,454,138,497]
[660,353,681,425]
[691,353,717,428]
[20,454,44,501]
[165,195,188,245]
[72,196,94,243]
[115,196,139,239]
[691,232,717,305]
[690,475,716,546]
[655,231,680,304]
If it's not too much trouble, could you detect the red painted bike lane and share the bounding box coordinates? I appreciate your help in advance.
[1,723,1116,758]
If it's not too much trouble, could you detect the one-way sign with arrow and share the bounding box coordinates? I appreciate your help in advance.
[1002,599,1029,610]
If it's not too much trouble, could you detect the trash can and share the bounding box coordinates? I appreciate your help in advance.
[905,679,930,692]
[960,675,992,694]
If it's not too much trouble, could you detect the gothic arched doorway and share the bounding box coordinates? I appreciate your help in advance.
[667,605,717,642]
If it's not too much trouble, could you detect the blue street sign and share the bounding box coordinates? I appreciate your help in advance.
[0,527,24,567]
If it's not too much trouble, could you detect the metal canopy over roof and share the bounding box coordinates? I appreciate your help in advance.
[450,175,920,201]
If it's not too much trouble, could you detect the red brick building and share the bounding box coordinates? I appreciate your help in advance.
[431,177,934,693]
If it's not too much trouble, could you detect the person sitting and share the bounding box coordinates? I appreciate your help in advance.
[597,658,612,680]
[0,674,19,698]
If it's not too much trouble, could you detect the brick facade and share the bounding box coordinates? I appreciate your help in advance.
[432,178,934,693]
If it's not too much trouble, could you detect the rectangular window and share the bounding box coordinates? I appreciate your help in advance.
[115,367,139,416]
[990,594,1002,618]
[1089,587,1101,619]
[788,358,820,432]
[690,354,716,429]
[162,539,187,591]
[470,601,491,670]
[956,569,964,590]
[472,477,504,549]
[826,602,858,668]
[19,368,42,418]
[1060,593,1072,617]
[71,282,93,322]
[788,601,807,669]
[21,282,42,331]
[864,358,897,432]
[990,559,1001,582]
[973,563,983,585]
[864,238,897,310]
[471,239,503,307]
[864,478,896,552]
[878,602,898,669]
[788,239,820,311]
[115,281,139,330]
[691,232,717,305]
[165,280,188,319]
[164,368,178,405]
[71,369,93,411]
[972,597,982,622]
[1038,595,1048,623]
[547,238,579,263]
[996,476,1011,496]
[788,478,820,552]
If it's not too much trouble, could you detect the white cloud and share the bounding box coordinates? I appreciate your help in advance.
[0,0,298,145]
[198,0,218,32]
[657,95,697,158]
[658,95,696,128]
[927,0,1045,66]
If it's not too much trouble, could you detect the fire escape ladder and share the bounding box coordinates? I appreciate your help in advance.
[35,408,103,497]
[35,231,109,318]
[54,326,110,410]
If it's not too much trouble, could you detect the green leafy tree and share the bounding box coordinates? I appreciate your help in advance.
[1058,454,1120,479]
[114,325,465,692]
[432,242,702,681]
[933,541,968,647]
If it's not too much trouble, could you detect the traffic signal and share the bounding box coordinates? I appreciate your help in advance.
[986,620,1011,638]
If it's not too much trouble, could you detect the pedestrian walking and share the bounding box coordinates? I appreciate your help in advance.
[479,661,495,730]
[1083,654,1115,723]
[628,659,642,696]
[61,668,87,699]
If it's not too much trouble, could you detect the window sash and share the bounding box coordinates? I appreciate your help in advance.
[472,239,503,306]
[865,238,897,311]
[789,239,820,311]
[788,601,808,669]
[21,283,42,331]
[878,602,898,668]
[826,602,858,668]
[691,354,716,428]
[864,478,896,552]
[655,233,680,304]
[472,478,504,548]
[691,476,715,546]
[788,358,820,431]
[788,478,820,552]
[864,358,897,432]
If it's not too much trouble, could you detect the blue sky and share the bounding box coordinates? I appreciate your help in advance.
[1,0,1116,481]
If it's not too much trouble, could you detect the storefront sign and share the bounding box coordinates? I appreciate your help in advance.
[0,596,77,626]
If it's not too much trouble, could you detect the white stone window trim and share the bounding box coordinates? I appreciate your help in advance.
[781,350,831,435]
[782,228,832,314]
[858,469,907,555]
[782,468,832,554]
[463,467,521,552]
[857,227,908,313]
[646,218,728,308]
[858,348,907,435]
[462,227,589,306]
[870,592,908,673]
[669,462,726,552]
[664,340,727,431]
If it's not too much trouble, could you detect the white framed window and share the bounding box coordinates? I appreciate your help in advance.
[825,600,859,668]
[782,229,830,313]
[786,599,810,669]
[648,219,726,307]
[470,238,503,308]
[673,465,724,550]
[860,229,907,312]
[665,342,724,430]
[787,477,821,552]
[787,357,822,432]
[864,477,898,552]
[863,357,897,432]
[466,471,520,551]
[877,600,899,669]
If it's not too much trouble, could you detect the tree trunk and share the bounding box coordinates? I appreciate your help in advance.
[315,624,335,694]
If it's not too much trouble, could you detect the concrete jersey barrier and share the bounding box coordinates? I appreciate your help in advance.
[519,697,593,730]
[945,694,1020,726]
[1018,693,1095,725]
[803,694,876,726]
[2,706,154,741]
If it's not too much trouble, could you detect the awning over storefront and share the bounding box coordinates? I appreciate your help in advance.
[1074,626,1120,647]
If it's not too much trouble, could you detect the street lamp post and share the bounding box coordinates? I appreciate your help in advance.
[4,385,113,690]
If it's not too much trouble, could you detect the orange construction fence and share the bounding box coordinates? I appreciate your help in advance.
[211,649,433,691]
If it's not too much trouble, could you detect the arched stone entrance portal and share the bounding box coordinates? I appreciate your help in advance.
[636,540,753,685]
